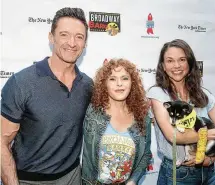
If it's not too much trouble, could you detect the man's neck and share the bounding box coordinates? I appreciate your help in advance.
[48,56,77,90]
[48,56,76,77]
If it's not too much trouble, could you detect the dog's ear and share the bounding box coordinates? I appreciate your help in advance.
[163,102,171,109]
[182,104,190,113]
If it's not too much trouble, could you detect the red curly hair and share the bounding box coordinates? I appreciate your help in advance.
[91,58,149,134]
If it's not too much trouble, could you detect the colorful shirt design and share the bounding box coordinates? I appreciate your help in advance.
[98,123,135,184]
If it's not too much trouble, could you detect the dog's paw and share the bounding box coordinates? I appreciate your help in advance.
[184,154,195,162]
[184,155,190,162]
[176,160,182,166]
[177,126,185,133]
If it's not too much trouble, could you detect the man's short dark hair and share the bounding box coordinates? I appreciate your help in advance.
[51,7,88,40]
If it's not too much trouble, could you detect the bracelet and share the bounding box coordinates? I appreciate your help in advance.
[209,157,213,166]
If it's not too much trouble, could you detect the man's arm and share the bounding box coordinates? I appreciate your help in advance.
[1,116,20,185]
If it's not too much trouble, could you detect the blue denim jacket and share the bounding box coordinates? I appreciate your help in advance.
[82,104,152,185]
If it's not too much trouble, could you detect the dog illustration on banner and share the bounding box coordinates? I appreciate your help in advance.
[106,22,119,36]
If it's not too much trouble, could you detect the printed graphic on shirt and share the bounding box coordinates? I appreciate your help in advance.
[98,131,135,184]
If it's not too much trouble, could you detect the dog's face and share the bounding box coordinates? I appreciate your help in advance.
[163,100,192,125]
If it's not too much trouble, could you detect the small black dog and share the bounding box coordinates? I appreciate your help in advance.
[164,100,215,164]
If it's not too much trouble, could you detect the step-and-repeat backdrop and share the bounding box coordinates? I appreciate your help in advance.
[1,0,215,184]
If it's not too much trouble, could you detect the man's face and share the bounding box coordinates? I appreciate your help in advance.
[49,17,86,64]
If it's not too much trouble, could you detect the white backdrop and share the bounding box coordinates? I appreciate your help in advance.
[1,0,215,184]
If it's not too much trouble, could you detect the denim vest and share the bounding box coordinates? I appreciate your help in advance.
[82,104,152,185]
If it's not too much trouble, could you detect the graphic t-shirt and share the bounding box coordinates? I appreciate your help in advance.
[98,123,135,184]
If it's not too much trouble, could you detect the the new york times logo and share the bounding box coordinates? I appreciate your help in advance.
[137,68,156,74]
[28,17,53,24]
[178,25,206,32]
[89,12,120,36]
[0,71,14,78]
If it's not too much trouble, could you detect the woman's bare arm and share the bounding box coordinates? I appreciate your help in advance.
[151,99,198,144]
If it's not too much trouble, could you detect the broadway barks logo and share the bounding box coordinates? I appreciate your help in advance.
[89,12,120,36]
[141,13,159,39]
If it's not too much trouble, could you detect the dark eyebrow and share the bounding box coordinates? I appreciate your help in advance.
[121,75,129,78]
[59,31,69,34]
[76,33,84,37]
[109,75,129,78]
[165,57,186,59]
[59,31,84,37]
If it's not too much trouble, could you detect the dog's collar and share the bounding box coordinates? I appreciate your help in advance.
[176,109,196,129]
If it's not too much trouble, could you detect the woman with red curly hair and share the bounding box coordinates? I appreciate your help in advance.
[82,59,152,185]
